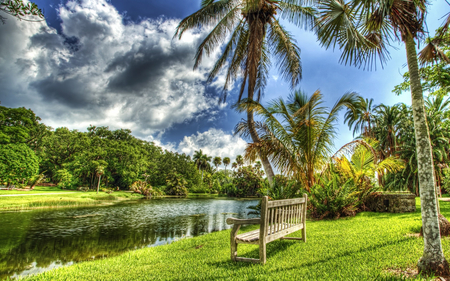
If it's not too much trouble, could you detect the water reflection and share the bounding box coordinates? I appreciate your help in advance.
[0,198,257,279]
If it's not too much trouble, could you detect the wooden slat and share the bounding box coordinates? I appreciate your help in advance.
[226,218,261,225]
[270,207,274,235]
[267,197,305,208]
[275,207,279,233]
[266,224,304,243]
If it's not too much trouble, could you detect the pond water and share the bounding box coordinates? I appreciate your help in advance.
[0,198,258,280]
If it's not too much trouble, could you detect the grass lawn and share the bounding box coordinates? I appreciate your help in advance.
[18,198,450,281]
[0,186,143,211]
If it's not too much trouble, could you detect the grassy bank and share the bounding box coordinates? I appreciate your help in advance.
[0,187,143,211]
[17,198,450,280]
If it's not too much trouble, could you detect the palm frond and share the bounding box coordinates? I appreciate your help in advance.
[267,19,302,88]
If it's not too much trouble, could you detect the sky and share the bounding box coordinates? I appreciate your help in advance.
[0,0,448,169]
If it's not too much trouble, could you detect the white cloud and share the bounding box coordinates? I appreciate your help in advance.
[177,128,247,165]
[0,0,229,138]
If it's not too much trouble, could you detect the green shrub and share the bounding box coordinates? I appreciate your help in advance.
[308,174,358,219]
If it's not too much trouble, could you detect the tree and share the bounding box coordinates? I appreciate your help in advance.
[232,162,238,171]
[0,0,44,24]
[96,165,105,194]
[0,143,39,187]
[317,0,448,274]
[344,97,377,138]
[223,157,231,172]
[175,0,316,186]
[235,155,244,168]
[213,156,222,170]
[236,90,357,191]
[193,149,211,179]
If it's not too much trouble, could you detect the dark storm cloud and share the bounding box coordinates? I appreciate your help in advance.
[0,0,226,137]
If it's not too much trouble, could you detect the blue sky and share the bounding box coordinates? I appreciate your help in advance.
[0,0,448,168]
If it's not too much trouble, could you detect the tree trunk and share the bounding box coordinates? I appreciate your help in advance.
[246,14,275,186]
[96,175,102,194]
[404,35,449,275]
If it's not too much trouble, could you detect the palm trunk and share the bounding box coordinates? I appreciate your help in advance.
[404,35,448,274]
[246,13,275,186]
[96,175,102,194]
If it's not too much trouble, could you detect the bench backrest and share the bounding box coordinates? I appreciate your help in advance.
[260,194,307,243]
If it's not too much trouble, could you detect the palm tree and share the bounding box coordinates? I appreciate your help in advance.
[232,162,238,171]
[344,97,377,138]
[213,156,222,170]
[373,104,402,160]
[235,155,244,167]
[236,89,357,191]
[174,0,316,186]
[223,157,231,172]
[193,150,212,179]
[96,165,105,194]
[316,0,448,273]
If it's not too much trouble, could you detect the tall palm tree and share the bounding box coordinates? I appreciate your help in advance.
[213,156,222,170]
[193,150,212,179]
[223,157,231,172]
[317,0,448,273]
[235,89,357,191]
[174,0,316,186]
[235,155,244,167]
[232,162,238,171]
[344,97,377,138]
[373,104,402,160]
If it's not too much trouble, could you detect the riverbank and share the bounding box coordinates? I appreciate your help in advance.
[20,198,450,280]
[0,187,144,211]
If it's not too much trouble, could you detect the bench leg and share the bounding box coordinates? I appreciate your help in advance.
[259,242,266,264]
[230,225,240,262]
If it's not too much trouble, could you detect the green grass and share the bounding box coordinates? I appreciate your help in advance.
[18,198,450,281]
[0,187,143,211]
[0,185,75,195]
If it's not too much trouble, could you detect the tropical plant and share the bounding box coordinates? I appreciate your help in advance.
[213,156,222,170]
[166,170,188,197]
[193,149,212,179]
[223,157,230,172]
[175,0,316,186]
[96,165,105,194]
[316,0,448,272]
[344,97,377,138]
[130,180,162,199]
[235,155,244,167]
[309,174,358,219]
[232,165,264,197]
[235,89,357,192]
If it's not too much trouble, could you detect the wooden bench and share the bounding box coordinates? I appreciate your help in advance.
[226,194,307,264]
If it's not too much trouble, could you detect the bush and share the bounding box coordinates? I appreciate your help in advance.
[308,175,358,219]
[131,180,163,199]
[165,170,188,196]
[55,169,74,189]
[190,184,210,194]
[232,165,264,197]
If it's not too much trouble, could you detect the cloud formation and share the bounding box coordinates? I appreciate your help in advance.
[0,0,225,138]
[178,128,247,165]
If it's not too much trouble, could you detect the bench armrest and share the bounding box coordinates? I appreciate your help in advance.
[226,217,260,225]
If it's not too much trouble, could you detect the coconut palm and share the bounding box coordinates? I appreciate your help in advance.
[213,156,222,170]
[174,0,316,186]
[344,97,377,138]
[235,89,357,191]
[317,0,448,273]
[223,157,231,172]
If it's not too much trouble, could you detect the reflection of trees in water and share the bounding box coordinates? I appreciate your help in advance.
[0,199,257,279]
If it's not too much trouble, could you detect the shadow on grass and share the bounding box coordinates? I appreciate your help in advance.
[208,235,415,276]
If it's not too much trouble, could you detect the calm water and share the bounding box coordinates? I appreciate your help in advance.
[0,198,258,279]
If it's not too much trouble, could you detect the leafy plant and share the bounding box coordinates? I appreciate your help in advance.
[130,180,162,199]
[165,170,188,197]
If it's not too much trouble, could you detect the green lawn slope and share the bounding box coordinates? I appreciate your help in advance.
[19,198,450,280]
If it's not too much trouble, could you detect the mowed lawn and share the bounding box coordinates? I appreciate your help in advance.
[19,198,450,281]
[0,186,142,211]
